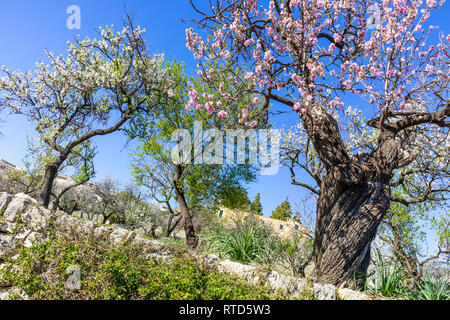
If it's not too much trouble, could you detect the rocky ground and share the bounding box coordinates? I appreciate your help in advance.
[0,192,373,300]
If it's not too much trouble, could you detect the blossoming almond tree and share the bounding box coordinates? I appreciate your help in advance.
[187,0,449,285]
[282,106,449,283]
[0,21,168,208]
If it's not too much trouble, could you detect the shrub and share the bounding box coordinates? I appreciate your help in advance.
[275,234,313,277]
[0,230,290,300]
[202,214,278,264]
[366,249,408,298]
[412,273,450,300]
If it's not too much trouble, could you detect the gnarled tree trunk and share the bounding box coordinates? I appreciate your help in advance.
[312,172,391,285]
[302,106,414,286]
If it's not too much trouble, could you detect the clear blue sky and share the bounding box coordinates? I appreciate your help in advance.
[0,0,312,218]
[0,0,448,239]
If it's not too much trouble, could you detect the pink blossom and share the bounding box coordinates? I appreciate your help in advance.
[217,110,228,119]
[244,38,255,47]
[242,108,249,119]
[205,101,214,115]
[333,33,343,43]
[245,120,257,128]
[244,72,254,80]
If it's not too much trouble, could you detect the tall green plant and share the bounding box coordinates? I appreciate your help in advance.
[413,273,450,300]
[367,249,408,298]
[204,215,277,264]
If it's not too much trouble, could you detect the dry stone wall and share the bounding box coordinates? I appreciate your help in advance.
[0,192,371,300]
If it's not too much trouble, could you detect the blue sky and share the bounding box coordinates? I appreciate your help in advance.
[0,0,448,240]
[0,0,312,218]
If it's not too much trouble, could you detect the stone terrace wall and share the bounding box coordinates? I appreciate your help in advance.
[0,192,370,300]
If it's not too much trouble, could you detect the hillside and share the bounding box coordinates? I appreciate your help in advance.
[0,192,372,300]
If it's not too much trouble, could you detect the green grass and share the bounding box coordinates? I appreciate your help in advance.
[412,273,450,300]
[366,249,408,298]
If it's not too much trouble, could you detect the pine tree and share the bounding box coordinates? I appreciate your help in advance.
[250,193,263,215]
[271,199,292,221]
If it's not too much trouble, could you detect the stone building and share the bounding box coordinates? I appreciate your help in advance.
[216,206,311,239]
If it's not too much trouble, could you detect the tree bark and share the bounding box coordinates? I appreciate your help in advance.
[301,106,412,286]
[173,164,198,248]
[311,170,391,285]
[39,154,67,208]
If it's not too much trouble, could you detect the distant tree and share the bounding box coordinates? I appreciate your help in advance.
[130,61,257,248]
[217,185,250,211]
[271,199,292,221]
[250,193,263,215]
[0,19,168,208]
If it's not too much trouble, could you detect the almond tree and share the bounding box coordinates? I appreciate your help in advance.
[0,21,168,208]
[283,106,449,283]
[187,0,449,285]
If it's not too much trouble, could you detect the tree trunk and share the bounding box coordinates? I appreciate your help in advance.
[311,172,391,285]
[300,106,412,286]
[39,154,67,208]
[173,164,198,248]
[39,163,59,208]
[165,213,182,238]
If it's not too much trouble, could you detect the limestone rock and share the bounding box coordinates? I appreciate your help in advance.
[337,288,371,300]
[217,260,261,285]
[110,228,133,245]
[0,287,29,300]
[2,195,32,222]
[267,271,308,297]
[0,234,14,258]
[0,192,12,213]
[205,254,219,264]
[20,206,52,232]
[0,221,17,234]
[313,283,336,300]
[75,219,96,238]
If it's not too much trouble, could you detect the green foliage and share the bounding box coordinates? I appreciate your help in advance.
[367,249,408,298]
[365,249,450,300]
[276,234,313,277]
[203,215,278,264]
[0,231,289,300]
[271,199,292,221]
[250,193,263,215]
[130,60,257,212]
[216,185,251,210]
[412,273,450,300]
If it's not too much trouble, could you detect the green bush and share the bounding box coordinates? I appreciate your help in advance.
[412,273,450,300]
[0,231,290,300]
[203,215,278,264]
[364,249,450,300]
[366,249,408,298]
